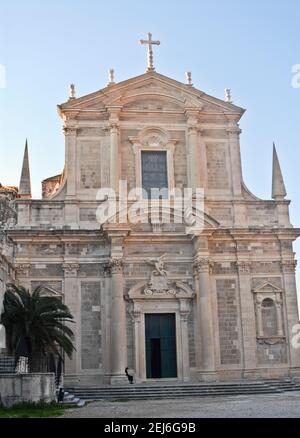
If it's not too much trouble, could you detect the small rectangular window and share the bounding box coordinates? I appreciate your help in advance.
[141,151,168,199]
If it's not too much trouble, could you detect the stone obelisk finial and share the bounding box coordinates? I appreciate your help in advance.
[186,72,193,86]
[272,143,287,200]
[225,88,232,103]
[69,83,76,100]
[108,69,115,86]
[19,139,32,199]
[140,32,161,72]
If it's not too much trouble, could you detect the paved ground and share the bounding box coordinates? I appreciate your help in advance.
[61,391,300,418]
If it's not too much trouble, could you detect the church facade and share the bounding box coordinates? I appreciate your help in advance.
[3,48,300,385]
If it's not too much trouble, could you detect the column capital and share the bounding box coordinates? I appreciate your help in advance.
[236,260,251,274]
[104,122,120,133]
[129,305,142,323]
[63,125,78,136]
[226,127,242,135]
[281,259,297,273]
[188,126,203,135]
[62,263,80,277]
[16,263,31,277]
[109,257,124,274]
[193,257,212,274]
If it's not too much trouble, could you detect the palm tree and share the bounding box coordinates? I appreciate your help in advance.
[0,283,75,372]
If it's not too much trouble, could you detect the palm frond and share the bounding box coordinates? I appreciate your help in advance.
[1,284,76,369]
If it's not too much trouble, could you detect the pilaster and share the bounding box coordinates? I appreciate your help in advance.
[281,259,300,371]
[62,262,80,376]
[109,256,128,385]
[179,299,191,382]
[236,260,257,375]
[226,126,242,198]
[193,252,216,381]
[64,126,78,198]
[185,110,201,193]
[106,106,122,194]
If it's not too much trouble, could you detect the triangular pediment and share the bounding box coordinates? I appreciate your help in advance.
[39,286,62,297]
[252,281,283,293]
[58,71,245,117]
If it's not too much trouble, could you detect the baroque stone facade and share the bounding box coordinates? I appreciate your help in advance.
[0,185,17,349]
[2,66,300,384]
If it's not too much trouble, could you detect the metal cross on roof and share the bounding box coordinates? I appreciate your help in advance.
[139,32,161,72]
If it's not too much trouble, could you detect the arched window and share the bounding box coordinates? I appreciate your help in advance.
[261,298,277,337]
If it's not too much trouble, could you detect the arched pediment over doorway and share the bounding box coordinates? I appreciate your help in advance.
[127,280,195,300]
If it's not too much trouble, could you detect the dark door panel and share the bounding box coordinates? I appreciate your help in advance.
[145,314,177,379]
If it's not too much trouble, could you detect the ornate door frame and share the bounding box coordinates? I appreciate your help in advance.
[128,279,194,383]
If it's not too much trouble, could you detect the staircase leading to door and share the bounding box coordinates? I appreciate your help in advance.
[65,379,300,401]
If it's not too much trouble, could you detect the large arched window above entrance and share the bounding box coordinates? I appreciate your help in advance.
[261,298,278,337]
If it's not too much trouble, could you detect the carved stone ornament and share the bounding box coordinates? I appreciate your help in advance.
[63,126,77,136]
[109,258,124,274]
[104,122,119,133]
[188,126,199,135]
[129,305,142,323]
[144,275,176,296]
[179,310,190,322]
[16,264,31,277]
[144,254,176,296]
[141,129,168,148]
[192,257,212,274]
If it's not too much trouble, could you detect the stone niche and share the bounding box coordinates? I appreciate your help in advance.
[252,280,287,365]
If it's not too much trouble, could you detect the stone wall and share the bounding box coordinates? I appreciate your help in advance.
[216,279,241,366]
[0,187,17,344]
[79,141,102,189]
[81,282,102,370]
[0,373,56,407]
[257,342,287,365]
[206,143,230,190]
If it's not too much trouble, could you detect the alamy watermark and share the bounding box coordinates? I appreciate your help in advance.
[291,64,300,89]
[95,182,205,233]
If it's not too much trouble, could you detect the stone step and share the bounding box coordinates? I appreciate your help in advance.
[68,390,282,400]
[68,388,282,397]
[66,383,272,392]
[65,380,300,401]
[67,384,290,394]
[58,390,85,408]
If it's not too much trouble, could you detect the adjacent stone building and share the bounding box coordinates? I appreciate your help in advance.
[0,185,17,349]
[2,51,300,385]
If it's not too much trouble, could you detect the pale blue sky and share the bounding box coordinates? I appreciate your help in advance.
[0,0,299,288]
